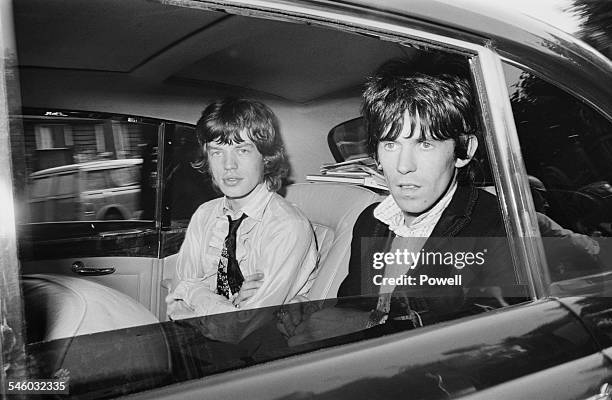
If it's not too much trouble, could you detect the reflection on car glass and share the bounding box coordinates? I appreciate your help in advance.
[504,62,612,283]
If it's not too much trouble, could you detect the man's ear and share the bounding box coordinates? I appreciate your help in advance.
[455,135,478,168]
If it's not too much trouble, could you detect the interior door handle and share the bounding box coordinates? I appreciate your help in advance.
[585,383,612,400]
[71,261,116,276]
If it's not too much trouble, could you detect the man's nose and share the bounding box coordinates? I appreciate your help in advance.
[224,152,238,170]
[396,146,416,174]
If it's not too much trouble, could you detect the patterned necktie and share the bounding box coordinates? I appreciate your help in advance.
[216,213,248,299]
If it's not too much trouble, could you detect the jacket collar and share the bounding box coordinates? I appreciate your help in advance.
[429,184,478,237]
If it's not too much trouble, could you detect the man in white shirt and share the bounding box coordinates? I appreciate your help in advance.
[167,98,318,320]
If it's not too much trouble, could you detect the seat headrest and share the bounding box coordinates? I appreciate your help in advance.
[285,183,382,233]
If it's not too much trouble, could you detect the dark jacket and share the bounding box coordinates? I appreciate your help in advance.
[337,185,520,320]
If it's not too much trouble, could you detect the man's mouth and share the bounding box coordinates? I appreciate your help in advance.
[397,183,421,190]
[223,177,242,185]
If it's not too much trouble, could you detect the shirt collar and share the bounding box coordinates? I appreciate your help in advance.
[374,180,457,237]
[221,183,272,222]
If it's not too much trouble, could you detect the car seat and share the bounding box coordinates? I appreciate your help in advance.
[284,183,382,300]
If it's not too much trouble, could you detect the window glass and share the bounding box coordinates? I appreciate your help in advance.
[162,123,219,228]
[85,170,108,191]
[19,115,159,224]
[55,173,75,196]
[30,177,52,198]
[34,124,69,149]
[110,166,140,187]
[154,39,529,358]
[503,62,612,283]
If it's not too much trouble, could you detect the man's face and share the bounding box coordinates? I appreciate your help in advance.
[378,113,467,223]
[206,133,264,209]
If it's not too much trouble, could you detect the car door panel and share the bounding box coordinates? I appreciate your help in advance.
[21,256,159,311]
[558,294,612,351]
[19,222,160,312]
[159,252,178,321]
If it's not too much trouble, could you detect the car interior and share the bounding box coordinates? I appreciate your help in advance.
[12,0,439,339]
[13,0,601,338]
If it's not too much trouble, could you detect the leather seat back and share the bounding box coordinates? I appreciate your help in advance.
[285,183,381,300]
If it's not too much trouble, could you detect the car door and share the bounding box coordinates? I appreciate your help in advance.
[497,58,612,396]
[14,111,162,313]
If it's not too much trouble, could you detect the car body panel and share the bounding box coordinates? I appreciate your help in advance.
[106,299,601,400]
[460,353,612,400]
[556,294,612,352]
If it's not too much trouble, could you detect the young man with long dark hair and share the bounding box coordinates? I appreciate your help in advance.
[167,98,317,319]
[280,58,520,343]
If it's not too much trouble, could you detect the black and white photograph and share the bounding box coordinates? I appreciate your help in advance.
[1,0,612,398]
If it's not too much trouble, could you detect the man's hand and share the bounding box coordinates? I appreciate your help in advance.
[276,300,324,338]
[231,272,264,307]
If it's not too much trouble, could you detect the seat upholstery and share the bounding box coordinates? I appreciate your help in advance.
[22,274,159,342]
[284,183,381,300]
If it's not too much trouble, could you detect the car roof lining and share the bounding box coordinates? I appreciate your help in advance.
[14,0,414,103]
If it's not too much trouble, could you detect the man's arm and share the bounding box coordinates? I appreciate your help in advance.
[178,217,317,343]
[174,209,205,282]
[231,272,264,306]
[537,212,600,255]
[167,207,236,318]
[240,216,318,309]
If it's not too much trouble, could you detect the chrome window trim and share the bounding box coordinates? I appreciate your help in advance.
[161,0,545,298]
[471,48,550,298]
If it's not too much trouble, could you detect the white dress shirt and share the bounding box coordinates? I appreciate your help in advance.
[167,183,318,318]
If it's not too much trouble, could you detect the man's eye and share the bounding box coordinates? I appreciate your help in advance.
[419,141,433,149]
[237,148,250,155]
[382,142,399,151]
[209,150,222,157]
